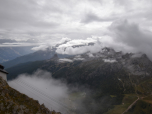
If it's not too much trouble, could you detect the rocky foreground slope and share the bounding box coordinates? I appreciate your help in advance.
[0,77,60,114]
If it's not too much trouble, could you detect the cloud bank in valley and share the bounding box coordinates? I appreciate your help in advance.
[8,70,69,113]
[8,69,113,114]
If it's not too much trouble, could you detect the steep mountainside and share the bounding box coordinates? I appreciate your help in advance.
[0,47,34,63]
[0,76,60,114]
[6,48,152,113]
[7,61,45,80]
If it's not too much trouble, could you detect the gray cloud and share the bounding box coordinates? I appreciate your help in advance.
[81,12,114,23]
[109,20,152,60]
[56,38,102,55]
[0,39,17,44]
[8,69,98,114]
[0,0,152,51]
[8,69,69,113]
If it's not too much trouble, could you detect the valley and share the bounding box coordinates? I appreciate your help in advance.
[5,48,152,114]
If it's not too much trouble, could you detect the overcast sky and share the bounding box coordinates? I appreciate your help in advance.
[1,0,152,55]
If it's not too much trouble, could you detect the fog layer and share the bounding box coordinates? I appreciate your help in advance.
[8,70,69,113]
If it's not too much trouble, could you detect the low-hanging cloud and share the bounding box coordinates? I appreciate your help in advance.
[54,34,134,56]
[30,19,152,62]
[8,69,69,113]
[8,69,107,114]
[55,20,152,61]
[56,42,102,55]
[31,44,51,51]
[31,37,71,51]
[7,69,117,114]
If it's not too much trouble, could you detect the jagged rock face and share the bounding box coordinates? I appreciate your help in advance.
[0,77,60,114]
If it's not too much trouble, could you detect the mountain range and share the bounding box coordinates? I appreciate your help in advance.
[0,46,34,63]
[5,47,152,114]
[1,42,95,68]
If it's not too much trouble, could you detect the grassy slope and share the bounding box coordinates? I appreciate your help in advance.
[124,100,152,114]
[105,77,152,114]
[105,94,138,114]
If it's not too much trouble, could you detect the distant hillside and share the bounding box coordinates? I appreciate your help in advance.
[0,46,34,63]
[7,61,44,80]
[0,76,60,114]
[2,48,69,69]
[1,42,94,68]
